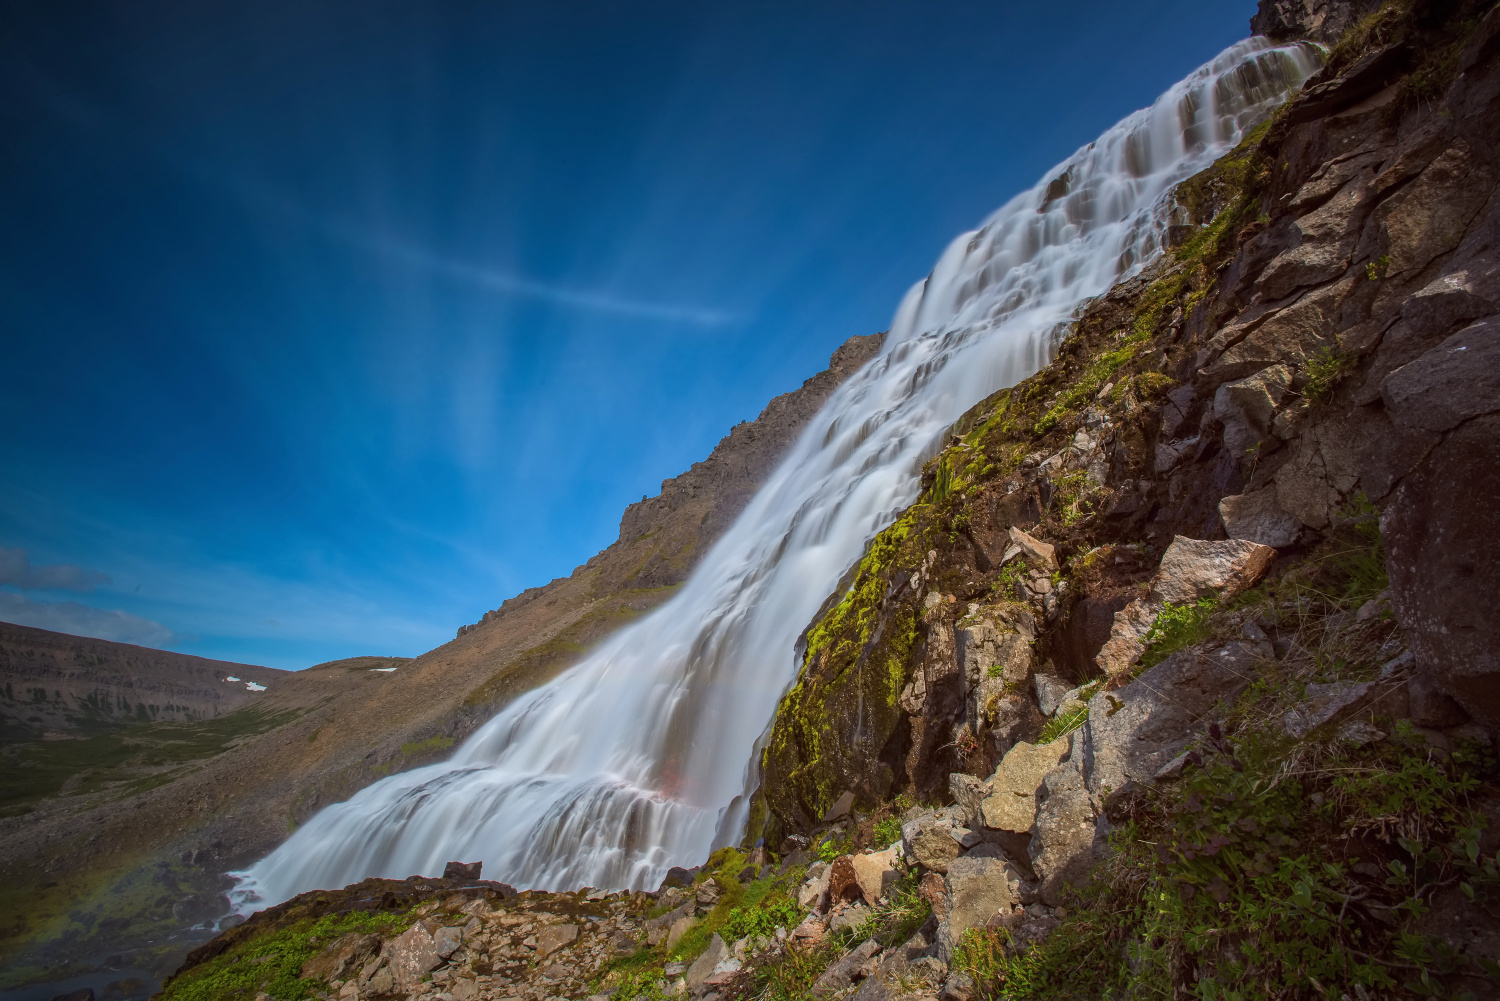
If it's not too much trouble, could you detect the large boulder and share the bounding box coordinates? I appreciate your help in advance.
[1214,365,1292,457]
[685,933,729,994]
[1028,761,1099,907]
[903,813,963,874]
[534,923,577,958]
[1151,537,1276,605]
[850,846,901,905]
[812,938,882,998]
[382,922,443,989]
[938,857,1024,960]
[979,736,1072,833]
[1084,643,1260,801]
[301,932,381,982]
[1093,598,1158,678]
[1219,487,1304,548]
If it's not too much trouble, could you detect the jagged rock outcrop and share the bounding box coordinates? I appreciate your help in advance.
[1252,0,1384,43]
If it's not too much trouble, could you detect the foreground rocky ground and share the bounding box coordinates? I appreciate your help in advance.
[150,0,1500,998]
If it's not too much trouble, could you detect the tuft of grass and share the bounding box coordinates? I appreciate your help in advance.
[873,816,904,848]
[1037,704,1089,745]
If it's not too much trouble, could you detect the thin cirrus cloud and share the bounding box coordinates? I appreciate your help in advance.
[228,177,742,327]
[0,545,110,591]
[368,233,741,327]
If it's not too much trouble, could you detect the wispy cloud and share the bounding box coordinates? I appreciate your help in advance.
[218,175,740,327]
[0,545,110,591]
[367,234,740,326]
[0,591,174,646]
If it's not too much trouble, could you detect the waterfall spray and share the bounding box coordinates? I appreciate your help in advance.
[233,37,1321,910]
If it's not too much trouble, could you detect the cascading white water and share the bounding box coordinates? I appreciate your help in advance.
[233,37,1321,910]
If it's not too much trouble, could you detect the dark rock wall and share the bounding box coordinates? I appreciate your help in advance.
[759,0,1500,834]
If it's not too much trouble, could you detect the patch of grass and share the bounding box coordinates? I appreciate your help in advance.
[1051,470,1094,528]
[816,830,852,864]
[720,893,801,944]
[873,816,904,848]
[0,705,302,814]
[158,908,418,1001]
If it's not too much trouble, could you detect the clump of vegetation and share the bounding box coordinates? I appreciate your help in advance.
[873,816,904,848]
[742,869,932,1001]
[1138,598,1218,671]
[1302,345,1355,403]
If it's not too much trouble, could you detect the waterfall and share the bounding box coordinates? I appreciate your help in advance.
[232,36,1321,910]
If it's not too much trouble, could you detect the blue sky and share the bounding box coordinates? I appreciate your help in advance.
[0,0,1256,669]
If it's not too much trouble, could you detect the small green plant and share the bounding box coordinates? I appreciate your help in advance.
[1051,470,1093,527]
[992,562,1029,602]
[816,830,851,863]
[1366,253,1390,280]
[1302,346,1354,403]
[1138,598,1217,670]
[873,816,903,847]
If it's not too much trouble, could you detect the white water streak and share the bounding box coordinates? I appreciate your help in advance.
[234,38,1321,909]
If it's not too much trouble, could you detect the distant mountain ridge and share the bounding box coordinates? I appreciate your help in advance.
[0,620,285,734]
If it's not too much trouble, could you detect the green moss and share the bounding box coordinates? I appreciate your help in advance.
[803,511,919,666]
[398,734,454,757]
[1032,271,1189,436]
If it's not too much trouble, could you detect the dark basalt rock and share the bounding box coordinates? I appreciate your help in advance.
[442,860,482,881]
